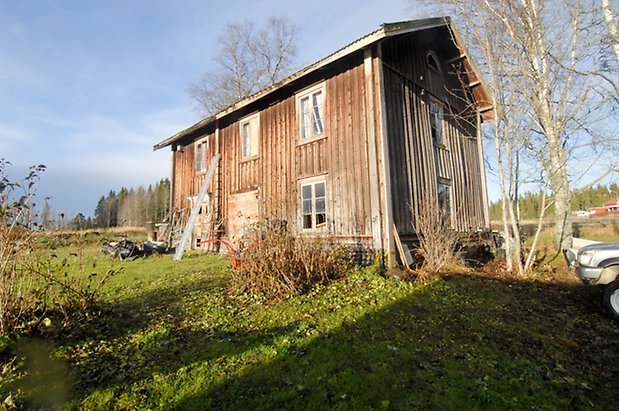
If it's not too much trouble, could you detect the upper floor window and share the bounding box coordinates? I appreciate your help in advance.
[426,50,441,74]
[240,114,259,158]
[301,178,327,230]
[195,138,208,172]
[429,100,445,146]
[298,83,325,141]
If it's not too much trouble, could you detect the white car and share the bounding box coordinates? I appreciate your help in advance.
[564,238,619,319]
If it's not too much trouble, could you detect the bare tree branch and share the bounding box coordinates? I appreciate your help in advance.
[189,17,301,116]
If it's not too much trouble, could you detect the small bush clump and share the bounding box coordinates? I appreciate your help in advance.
[232,222,351,297]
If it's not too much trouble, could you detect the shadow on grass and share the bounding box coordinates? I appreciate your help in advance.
[170,274,619,410]
[13,271,619,409]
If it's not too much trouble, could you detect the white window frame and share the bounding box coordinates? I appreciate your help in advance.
[299,176,327,231]
[296,82,326,143]
[195,137,208,172]
[239,113,260,159]
[429,99,445,147]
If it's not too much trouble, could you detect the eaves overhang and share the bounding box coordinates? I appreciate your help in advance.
[154,16,493,151]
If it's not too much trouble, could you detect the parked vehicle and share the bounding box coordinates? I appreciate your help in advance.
[564,238,619,319]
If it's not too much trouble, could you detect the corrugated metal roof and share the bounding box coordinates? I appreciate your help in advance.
[154,16,493,151]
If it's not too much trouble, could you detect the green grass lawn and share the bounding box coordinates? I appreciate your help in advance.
[2,243,618,410]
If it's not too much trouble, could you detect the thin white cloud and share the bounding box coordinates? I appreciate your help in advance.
[0,123,33,143]
[0,58,46,92]
[0,124,34,157]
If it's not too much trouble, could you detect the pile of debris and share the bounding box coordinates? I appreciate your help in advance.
[102,239,167,261]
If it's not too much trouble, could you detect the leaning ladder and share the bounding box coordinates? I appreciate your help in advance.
[174,153,221,261]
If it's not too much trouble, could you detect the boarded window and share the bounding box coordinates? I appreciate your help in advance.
[299,84,325,141]
[429,101,444,146]
[437,182,452,227]
[240,114,259,158]
[301,180,327,230]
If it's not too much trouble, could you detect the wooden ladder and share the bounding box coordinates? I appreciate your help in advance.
[174,154,221,261]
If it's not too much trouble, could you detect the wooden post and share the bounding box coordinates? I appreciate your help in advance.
[476,109,490,228]
[174,153,221,261]
[364,48,383,251]
[169,145,176,218]
[377,44,396,266]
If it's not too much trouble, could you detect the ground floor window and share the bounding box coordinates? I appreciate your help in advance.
[301,179,326,230]
[437,182,452,227]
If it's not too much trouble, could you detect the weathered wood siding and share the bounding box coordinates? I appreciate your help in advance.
[257,57,376,241]
[381,31,488,235]
[170,29,489,250]
[172,133,217,211]
[171,144,194,212]
[174,53,381,245]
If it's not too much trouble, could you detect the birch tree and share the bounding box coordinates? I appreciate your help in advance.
[423,0,617,272]
[189,16,300,116]
[601,0,619,65]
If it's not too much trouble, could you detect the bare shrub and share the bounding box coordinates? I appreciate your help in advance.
[410,198,460,279]
[0,161,114,336]
[232,221,350,297]
[0,161,46,335]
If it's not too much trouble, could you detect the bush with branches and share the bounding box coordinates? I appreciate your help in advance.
[410,198,461,279]
[232,221,351,297]
[0,160,114,337]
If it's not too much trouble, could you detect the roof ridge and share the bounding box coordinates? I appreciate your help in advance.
[154,16,490,151]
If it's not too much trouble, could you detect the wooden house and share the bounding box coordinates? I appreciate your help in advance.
[154,17,494,263]
[603,198,619,212]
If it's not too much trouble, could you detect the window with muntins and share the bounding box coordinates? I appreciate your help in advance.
[196,139,208,172]
[240,114,259,158]
[437,182,452,227]
[301,180,326,230]
[429,101,445,146]
[299,85,325,141]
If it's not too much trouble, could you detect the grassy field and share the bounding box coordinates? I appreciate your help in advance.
[1,236,618,409]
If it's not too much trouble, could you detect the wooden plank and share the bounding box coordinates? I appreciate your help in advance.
[377,44,396,264]
[363,49,382,248]
[343,68,355,233]
[351,64,365,233]
[393,224,413,269]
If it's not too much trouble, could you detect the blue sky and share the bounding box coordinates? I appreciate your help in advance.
[3,0,438,218]
[2,1,616,221]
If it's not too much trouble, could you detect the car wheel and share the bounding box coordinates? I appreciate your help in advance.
[603,280,619,319]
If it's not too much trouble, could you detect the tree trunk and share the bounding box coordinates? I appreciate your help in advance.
[548,132,572,249]
[602,0,619,66]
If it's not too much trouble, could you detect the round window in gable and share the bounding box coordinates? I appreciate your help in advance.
[426,50,441,74]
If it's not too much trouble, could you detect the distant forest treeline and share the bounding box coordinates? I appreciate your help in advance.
[93,179,171,228]
[37,179,171,230]
[489,183,619,220]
